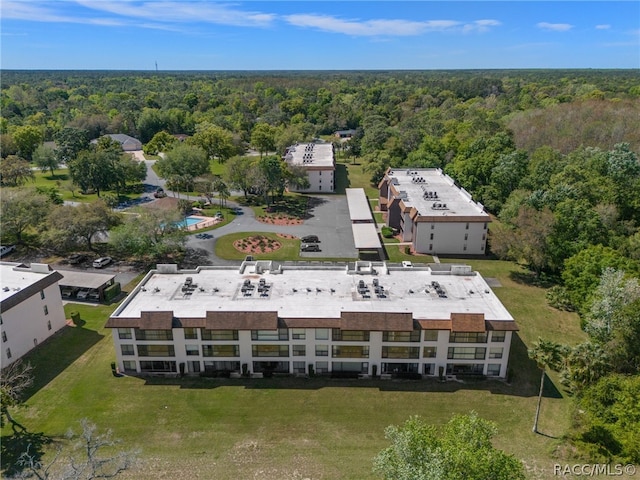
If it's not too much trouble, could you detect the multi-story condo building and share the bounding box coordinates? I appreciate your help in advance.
[282,142,335,193]
[378,168,491,255]
[1,262,66,366]
[106,261,517,379]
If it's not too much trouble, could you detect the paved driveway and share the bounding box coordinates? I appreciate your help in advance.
[185,195,358,264]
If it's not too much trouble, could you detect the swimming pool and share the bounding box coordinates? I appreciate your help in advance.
[183,216,205,227]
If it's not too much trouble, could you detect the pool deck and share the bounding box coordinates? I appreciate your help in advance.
[186,215,223,231]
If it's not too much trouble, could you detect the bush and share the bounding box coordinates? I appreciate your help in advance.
[546,285,575,311]
[103,282,121,302]
[381,226,394,238]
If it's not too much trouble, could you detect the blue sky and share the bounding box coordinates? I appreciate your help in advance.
[1,1,639,70]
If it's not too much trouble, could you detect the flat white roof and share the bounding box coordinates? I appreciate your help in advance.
[385,168,489,219]
[351,224,381,250]
[57,270,116,290]
[346,188,373,222]
[284,143,334,169]
[0,263,61,305]
[112,263,513,322]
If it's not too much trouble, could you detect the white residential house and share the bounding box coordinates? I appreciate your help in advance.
[378,168,491,255]
[282,142,335,193]
[0,263,66,366]
[106,261,517,380]
[91,134,142,152]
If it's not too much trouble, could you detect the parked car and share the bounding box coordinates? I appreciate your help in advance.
[76,288,90,300]
[0,245,16,257]
[301,235,319,243]
[61,287,79,298]
[301,243,320,252]
[92,257,112,268]
[153,187,166,198]
[215,211,224,219]
[68,254,87,265]
[402,261,413,268]
[88,291,101,301]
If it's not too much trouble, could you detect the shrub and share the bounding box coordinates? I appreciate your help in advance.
[104,282,121,302]
[381,226,394,238]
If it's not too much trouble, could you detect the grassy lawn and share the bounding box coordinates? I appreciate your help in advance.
[335,161,379,197]
[0,258,589,479]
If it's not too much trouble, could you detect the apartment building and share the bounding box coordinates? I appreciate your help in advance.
[0,262,66,366]
[106,261,516,379]
[282,142,335,193]
[378,168,491,255]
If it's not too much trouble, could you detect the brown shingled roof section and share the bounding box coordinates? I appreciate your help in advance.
[451,313,485,332]
[140,311,174,329]
[205,311,278,330]
[485,320,519,331]
[340,311,413,331]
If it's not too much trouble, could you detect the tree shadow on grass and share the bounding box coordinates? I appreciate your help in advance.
[509,270,558,289]
[334,163,349,194]
[0,429,55,477]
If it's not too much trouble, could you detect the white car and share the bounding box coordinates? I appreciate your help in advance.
[0,245,16,257]
[76,289,90,300]
[402,261,413,268]
[92,257,112,268]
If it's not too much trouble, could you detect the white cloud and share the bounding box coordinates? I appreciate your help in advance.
[284,14,500,37]
[2,0,275,28]
[595,24,611,30]
[536,22,573,32]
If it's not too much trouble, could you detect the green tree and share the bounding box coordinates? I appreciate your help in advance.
[156,144,209,184]
[0,360,33,433]
[528,338,564,434]
[224,156,256,198]
[53,127,90,164]
[110,208,185,259]
[143,131,178,156]
[0,155,35,187]
[373,413,525,480]
[12,125,43,161]
[32,144,59,177]
[286,164,311,191]
[256,156,287,204]
[45,201,121,252]
[0,189,50,244]
[191,123,236,163]
[561,341,611,395]
[251,123,277,157]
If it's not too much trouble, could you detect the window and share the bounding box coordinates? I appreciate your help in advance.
[423,330,438,342]
[319,186,321,191]
[315,361,329,373]
[382,331,420,342]
[204,361,240,372]
[47,320,52,331]
[431,224,435,230]
[251,329,288,341]
[201,329,238,341]
[423,363,435,375]
[332,330,369,342]
[484,223,487,230]
[139,361,176,373]
[449,332,487,343]
[491,331,506,342]
[6,348,11,359]
[463,244,467,251]
[185,345,199,356]
[447,363,483,375]
[487,364,502,376]
[123,361,136,372]
[293,361,306,374]
[430,233,434,240]
[429,244,433,250]
[292,345,306,356]
[203,345,239,357]
[135,329,173,341]
[121,344,135,356]
[482,234,486,241]
[40,290,45,299]
[423,346,437,358]
[381,363,419,374]
[291,328,306,340]
[489,347,503,359]
[315,329,329,340]
[1,331,7,343]
[252,345,289,357]
[137,345,175,357]
[118,328,132,339]
[43,305,48,316]
[464,233,468,241]
[315,345,328,356]
[188,361,201,373]
[465,223,469,230]
[382,346,420,359]
[184,328,198,339]
[447,347,486,360]
[331,345,369,358]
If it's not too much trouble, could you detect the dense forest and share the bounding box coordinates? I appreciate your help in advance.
[1,69,639,463]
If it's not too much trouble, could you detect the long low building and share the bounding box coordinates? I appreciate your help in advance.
[379,168,491,255]
[1,262,66,366]
[107,261,517,379]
